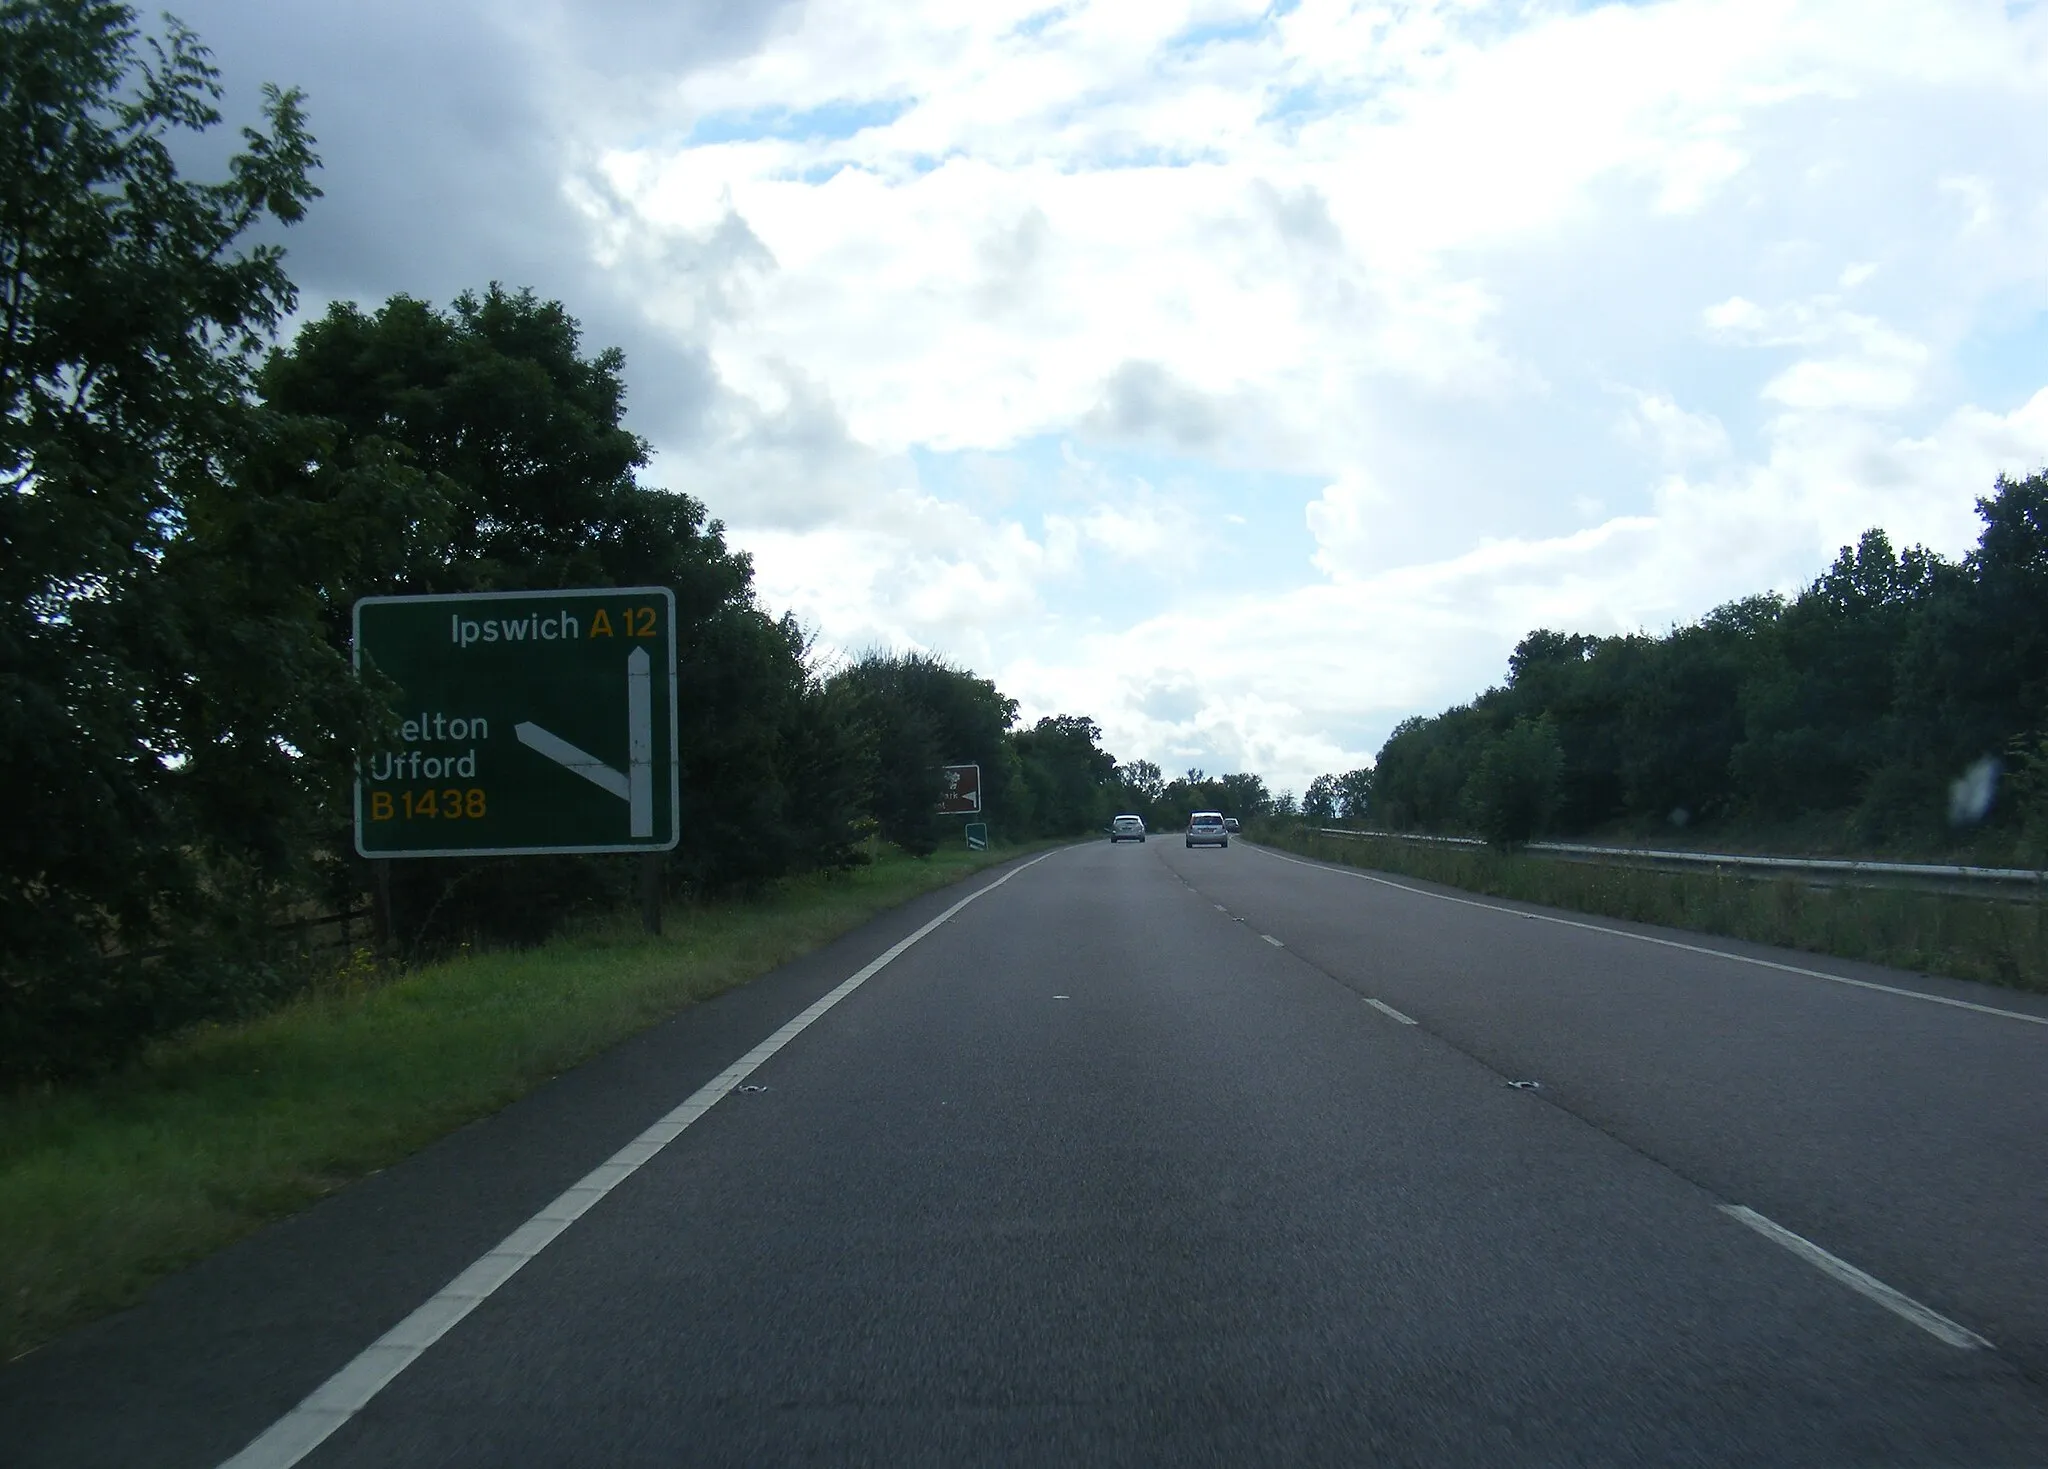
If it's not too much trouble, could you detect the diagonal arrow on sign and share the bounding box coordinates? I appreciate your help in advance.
[515,647,655,838]
[514,722,629,800]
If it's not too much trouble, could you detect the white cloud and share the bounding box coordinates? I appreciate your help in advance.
[1705,293,1932,411]
[568,0,2048,788]
[1304,471,1392,583]
[1072,496,1192,562]
[1614,390,1733,467]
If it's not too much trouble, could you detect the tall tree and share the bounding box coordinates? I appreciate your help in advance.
[1334,768,1373,822]
[830,651,1019,855]
[1,1,343,1074]
[1014,714,1118,834]
[1463,717,1563,849]
[1897,473,2048,775]
[1119,758,1164,808]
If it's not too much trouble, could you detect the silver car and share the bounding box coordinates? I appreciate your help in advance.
[1186,811,1228,848]
[1110,814,1147,843]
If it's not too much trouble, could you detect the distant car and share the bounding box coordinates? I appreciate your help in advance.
[1224,817,1240,833]
[1187,811,1228,848]
[1110,814,1147,843]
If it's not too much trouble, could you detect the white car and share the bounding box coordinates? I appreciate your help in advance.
[1186,811,1228,848]
[1110,814,1147,843]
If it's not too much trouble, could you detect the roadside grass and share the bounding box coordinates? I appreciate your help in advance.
[1565,810,2038,868]
[0,842,1057,1362]
[1256,827,2048,994]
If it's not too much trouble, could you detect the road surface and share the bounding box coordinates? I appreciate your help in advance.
[7,838,2047,1466]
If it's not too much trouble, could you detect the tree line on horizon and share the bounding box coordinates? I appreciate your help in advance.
[1,4,1149,1080]
[1299,477,2048,855]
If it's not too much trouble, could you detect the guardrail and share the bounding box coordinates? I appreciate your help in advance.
[1306,829,2048,901]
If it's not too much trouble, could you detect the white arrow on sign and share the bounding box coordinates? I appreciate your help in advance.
[515,646,655,838]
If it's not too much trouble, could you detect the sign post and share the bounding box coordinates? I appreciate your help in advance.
[353,589,681,888]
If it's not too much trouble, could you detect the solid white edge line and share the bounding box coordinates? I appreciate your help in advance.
[1718,1205,1992,1350]
[216,848,1064,1469]
[1252,845,2048,1029]
[1363,997,1418,1026]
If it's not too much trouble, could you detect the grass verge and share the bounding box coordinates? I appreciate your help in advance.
[1257,827,2048,994]
[0,842,1057,1362]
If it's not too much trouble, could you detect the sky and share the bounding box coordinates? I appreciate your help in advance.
[177,0,2048,793]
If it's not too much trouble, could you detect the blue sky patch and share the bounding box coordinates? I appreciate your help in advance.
[1258,83,1345,128]
[1009,7,1066,39]
[1165,15,1270,52]
[1955,308,2048,415]
[690,98,913,146]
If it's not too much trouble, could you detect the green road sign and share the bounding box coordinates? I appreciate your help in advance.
[353,588,680,858]
[964,822,989,851]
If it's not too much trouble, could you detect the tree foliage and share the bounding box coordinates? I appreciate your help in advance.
[1091,762,1271,832]
[2,0,349,1074]
[1363,478,2048,855]
[1334,768,1373,821]
[1303,774,1339,823]
[1462,718,1563,849]
[829,651,1020,856]
[1013,714,1120,836]
[1291,768,1379,826]
[1119,758,1164,806]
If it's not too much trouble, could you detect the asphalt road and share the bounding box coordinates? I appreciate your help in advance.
[8,838,2048,1466]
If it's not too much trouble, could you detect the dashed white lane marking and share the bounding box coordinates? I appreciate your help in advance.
[1718,1205,1991,1350]
[217,849,1064,1469]
[1363,997,1418,1026]
[1262,934,1284,947]
[1252,846,2048,1029]
[1214,903,1228,911]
